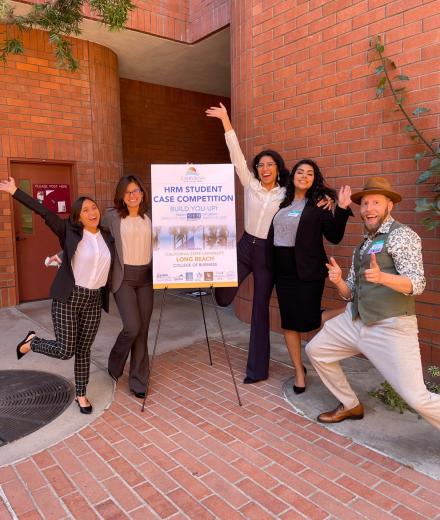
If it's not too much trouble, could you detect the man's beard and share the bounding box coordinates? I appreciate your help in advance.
[362,208,390,234]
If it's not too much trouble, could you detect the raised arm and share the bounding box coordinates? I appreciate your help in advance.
[205,103,253,187]
[205,102,233,132]
[0,176,66,239]
[321,185,353,244]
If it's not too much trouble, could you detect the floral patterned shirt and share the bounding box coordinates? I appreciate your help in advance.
[346,216,426,296]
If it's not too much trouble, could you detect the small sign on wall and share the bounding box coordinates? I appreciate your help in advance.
[32,184,71,214]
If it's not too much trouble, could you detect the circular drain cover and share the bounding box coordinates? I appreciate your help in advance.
[0,370,74,446]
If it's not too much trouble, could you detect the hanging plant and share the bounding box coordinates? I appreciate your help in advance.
[0,0,134,71]
[369,36,440,231]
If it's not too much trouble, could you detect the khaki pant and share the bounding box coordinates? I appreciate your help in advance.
[305,304,440,431]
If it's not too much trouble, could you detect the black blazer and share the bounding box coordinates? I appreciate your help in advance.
[267,200,352,281]
[13,189,114,312]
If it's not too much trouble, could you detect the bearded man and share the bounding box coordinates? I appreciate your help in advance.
[305,177,440,431]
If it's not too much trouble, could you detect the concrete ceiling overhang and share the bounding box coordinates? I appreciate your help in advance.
[10,2,231,97]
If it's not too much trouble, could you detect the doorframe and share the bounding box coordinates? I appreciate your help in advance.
[7,158,77,304]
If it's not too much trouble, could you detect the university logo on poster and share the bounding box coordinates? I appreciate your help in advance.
[151,164,238,289]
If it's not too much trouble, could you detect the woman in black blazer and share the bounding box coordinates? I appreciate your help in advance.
[267,160,352,393]
[0,177,114,414]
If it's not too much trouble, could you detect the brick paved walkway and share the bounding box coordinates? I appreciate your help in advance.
[1,342,440,519]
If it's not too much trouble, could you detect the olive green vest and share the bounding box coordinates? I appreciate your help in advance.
[351,220,415,325]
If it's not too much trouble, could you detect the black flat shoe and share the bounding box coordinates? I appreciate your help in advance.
[131,391,146,399]
[243,376,267,384]
[75,398,93,414]
[107,368,118,383]
[16,330,35,360]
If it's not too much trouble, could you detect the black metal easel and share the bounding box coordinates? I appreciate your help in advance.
[141,285,242,411]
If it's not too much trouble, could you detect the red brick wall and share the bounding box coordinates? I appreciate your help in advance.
[0,26,123,306]
[22,0,230,44]
[84,0,229,42]
[189,0,230,42]
[230,0,440,364]
[120,79,231,189]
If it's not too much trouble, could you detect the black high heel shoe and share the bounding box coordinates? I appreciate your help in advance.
[293,365,307,395]
[75,398,93,414]
[131,390,146,399]
[16,331,35,360]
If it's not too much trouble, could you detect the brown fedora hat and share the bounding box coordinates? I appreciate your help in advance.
[351,176,402,205]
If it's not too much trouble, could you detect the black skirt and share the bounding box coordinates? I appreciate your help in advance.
[274,246,325,332]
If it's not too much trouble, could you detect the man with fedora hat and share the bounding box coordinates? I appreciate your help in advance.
[306,177,440,430]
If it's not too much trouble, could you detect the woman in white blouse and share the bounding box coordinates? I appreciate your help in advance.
[102,175,153,399]
[0,177,113,414]
[206,103,289,384]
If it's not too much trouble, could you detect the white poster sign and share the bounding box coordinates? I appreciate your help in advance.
[151,164,238,289]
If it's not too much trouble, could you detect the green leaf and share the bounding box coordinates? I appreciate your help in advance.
[0,37,24,62]
[376,87,385,98]
[415,198,433,212]
[89,0,135,30]
[375,65,385,75]
[421,217,439,231]
[430,158,440,171]
[1,38,24,55]
[414,152,428,160]
[404,125,415,133]
[416,170,433,184]
[413,107,431,116]
[394,74,410,81]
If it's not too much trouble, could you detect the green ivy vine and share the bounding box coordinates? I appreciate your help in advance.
[370,36,440,231]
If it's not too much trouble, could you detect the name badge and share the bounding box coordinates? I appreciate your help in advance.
[368,240,384,254]
[288,210,301,218]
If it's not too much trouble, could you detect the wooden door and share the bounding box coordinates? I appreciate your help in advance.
[11,162,73,302]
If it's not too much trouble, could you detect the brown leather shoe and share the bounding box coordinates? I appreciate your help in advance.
[317,403,364,423]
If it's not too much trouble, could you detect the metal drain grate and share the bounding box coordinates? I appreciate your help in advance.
[0,370,74,445]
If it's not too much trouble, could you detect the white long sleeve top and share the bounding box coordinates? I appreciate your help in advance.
[225,130,285,239]
[71,230,111,289]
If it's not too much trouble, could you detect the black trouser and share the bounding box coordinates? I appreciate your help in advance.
[215,232,274,380]
[31,285,102,397]
[108,265,153,393]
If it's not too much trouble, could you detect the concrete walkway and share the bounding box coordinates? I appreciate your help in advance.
[0,291,439,518]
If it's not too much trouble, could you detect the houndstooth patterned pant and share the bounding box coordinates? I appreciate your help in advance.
[31,285,102,396]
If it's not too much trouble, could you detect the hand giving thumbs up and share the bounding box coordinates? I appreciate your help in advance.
[364,252,382,284]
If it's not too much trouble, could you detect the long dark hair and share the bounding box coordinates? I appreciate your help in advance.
[70,196,100,227]
[280,159,336,208]
[251,149,289,187]
[113,175,149,218]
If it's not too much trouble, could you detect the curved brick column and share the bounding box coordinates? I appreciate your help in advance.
[0,27,123,305]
